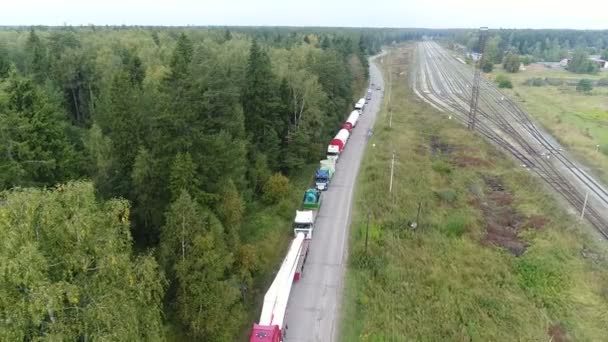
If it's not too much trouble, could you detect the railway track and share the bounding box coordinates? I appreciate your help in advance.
[412,41,608,238]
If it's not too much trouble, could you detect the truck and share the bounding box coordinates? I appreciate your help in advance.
[366,89,372,102]
[327,128,350,163]
[302,188,322,209]
[354,97,366,112]
[315,159,335,191]
[249,233,306,342]
[293,210,316,281]
[341,110,360,132]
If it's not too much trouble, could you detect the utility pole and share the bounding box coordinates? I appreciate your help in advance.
[580,191,589,221]
[468,27,488,131]
[389,151,395,193]
[365,211,370,254]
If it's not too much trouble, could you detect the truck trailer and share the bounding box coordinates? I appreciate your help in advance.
[249,233,306,342]
[327,129,350,163]
[293,210,316,281]
[341,110,360,131]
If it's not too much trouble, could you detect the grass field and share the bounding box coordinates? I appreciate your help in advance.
[487,64,608,184]
[341,45,608,341]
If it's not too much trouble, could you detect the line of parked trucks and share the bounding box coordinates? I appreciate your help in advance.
[249,92,371,342]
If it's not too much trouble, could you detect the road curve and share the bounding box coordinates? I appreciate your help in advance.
[283,54,385,342]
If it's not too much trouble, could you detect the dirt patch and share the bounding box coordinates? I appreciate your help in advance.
[527,215,547,229]
[451,154,491,168]
[478,176,527,256]
[430,135,454,155]
[548,324,570,342]
[414,144,427,156]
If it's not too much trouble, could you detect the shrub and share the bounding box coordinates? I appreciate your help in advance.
[576,79,593,93]
[431,160,451,174]
[262,173,290,204]
[524,77,545,87]
[481,59,493,73]
[495,74,513,89]
[434,188,457,203]
[442,214,467,237]
[503,52,521,73]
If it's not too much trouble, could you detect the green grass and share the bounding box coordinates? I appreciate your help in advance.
[487,64,608,184]
[341,45,608,341]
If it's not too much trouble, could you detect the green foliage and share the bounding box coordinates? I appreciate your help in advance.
[0,45,10,79]
[344,48,608,342]
[431,160,451,174]
[495,74,513,88]
[0,182,165,341]
[483,36,503,64]
[602,49,608,61]
[0,26,384,339]
[503,52,521,73]
[442,214,468,237]
[567,49,598,74]
[262,172,290,204]
[0,76,81,189]
[434,188,457,203]
[481,59,493,73]
[160,191,243,340]
[576,79,593,93]
[524,77,546,87]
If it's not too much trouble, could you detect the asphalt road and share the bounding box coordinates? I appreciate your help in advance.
[283,54,385,342]
[412,41,608,235]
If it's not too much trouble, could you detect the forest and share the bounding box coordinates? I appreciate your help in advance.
[0,26,414,340]
[451,28,608,67]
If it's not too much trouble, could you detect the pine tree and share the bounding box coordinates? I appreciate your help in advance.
[0,45,10,79]
[242,40,282,170]
[0,76,80,189]
[24,28,48,83]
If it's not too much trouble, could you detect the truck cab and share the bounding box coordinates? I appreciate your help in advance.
[327,145,340,163]
[293,210,315,240]
[315,169,330,191]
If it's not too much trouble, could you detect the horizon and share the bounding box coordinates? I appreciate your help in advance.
[2,0,607,30]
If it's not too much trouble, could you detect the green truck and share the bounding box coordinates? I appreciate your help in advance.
[302,188,322,209]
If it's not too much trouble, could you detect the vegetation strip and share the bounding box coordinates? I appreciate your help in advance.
[342,45,608,341]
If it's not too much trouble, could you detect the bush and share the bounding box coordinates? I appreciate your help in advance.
[495,74,513,89]
[442,214,467,237]
[434,188,457,203]
[503,52,521,73]
[576,79,593,93]
[262,173,290,204]
[524,77,545,87]
[431,160,451,174]
[481,59,493,73]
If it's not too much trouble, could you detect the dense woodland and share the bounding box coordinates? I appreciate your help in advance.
[0,26,415,341]
[449,29,608,73]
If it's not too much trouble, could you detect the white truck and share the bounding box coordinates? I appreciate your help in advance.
[293,210,316,281]
[354,97,366,112]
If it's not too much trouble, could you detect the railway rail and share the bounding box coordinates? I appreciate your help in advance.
[412,41,608,237]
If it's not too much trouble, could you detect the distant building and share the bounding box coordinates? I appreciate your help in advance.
[589,57,607,69]
[559,57,607,69]
[468,52,482,61]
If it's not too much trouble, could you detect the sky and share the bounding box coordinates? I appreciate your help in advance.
[1,0,606,29]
